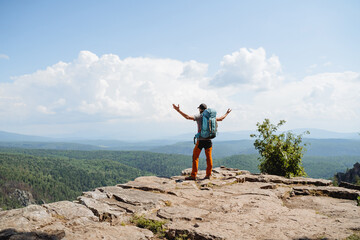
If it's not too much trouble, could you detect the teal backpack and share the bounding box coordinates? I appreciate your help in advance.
[194,108,218,144]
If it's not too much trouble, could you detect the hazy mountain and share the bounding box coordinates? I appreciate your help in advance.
[0,141,105,150]
[292,128,360,139]
[1,128,359,143]
[71,139,179,150]
[149,140,256,158]
[0,130,359,156]
[172,130,256,141]
[304,138,360,156]
[0,131,178,151]
[172,129,360,141]
[0,131,53,142]
[150,138,360,158]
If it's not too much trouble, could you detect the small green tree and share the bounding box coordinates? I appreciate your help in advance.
[250,119,309,178]
[355,175,360,186]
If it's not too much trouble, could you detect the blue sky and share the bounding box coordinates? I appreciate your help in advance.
[0,0,359,139]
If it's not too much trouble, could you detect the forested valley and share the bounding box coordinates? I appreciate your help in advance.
[0,146,359,210]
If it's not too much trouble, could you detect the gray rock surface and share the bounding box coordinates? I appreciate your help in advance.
[10,189,36,207]
[0,166,359,240]
[336,162,360,185]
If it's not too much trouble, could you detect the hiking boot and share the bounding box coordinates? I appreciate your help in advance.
[204,175,211,180]
[185,176,196,181]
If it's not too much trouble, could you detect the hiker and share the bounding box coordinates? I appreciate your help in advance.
[172,103,232,180]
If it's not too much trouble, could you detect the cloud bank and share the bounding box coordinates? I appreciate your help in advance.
[0,48,359,138]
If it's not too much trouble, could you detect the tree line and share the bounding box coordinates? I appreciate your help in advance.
[1,130,359,210]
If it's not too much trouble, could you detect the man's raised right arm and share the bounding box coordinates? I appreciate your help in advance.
[172,104,195,120]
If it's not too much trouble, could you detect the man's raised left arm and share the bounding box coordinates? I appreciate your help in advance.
[216,108,232,122]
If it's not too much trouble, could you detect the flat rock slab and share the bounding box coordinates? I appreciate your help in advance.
[238,174,332,186]
[157,206,210,221]
[117,177,179,196]
[0,203,153,240]
[0,205,54,232]
[1,167,360,240]
[62,224,154,240]
[43,201,97,221]
[112,188,170,207]
[78,196,126,221]
[284,195,360,219]
[293,186,360,200]
[182,166,251,179]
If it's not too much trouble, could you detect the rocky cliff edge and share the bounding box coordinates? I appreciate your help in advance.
[0,167,359,240]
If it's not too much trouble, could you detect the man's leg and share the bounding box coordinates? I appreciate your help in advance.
[191,141,202,178]
[205,146,213,177]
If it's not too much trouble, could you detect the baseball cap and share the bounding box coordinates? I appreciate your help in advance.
[198,103,207,110]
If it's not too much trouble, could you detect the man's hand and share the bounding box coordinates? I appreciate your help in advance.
[217,108,232,121]
[172,104,180,112]
[172,104,194,120]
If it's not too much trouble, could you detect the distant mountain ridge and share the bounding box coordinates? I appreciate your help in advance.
[292,128,360,139]
[1,130,360,157]
[173,129,360,141]
[0,131,53,142]
[1,128,359,142]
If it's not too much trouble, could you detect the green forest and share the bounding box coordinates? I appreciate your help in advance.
[0,147,359,210]
[0,151,148,209]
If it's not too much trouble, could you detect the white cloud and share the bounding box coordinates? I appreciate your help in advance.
[0,48,359,137]
[211,47,283,90]
[242,71,360,131]
[0,51,219,124]
[37,105,56,115]
[0,54,9,60]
